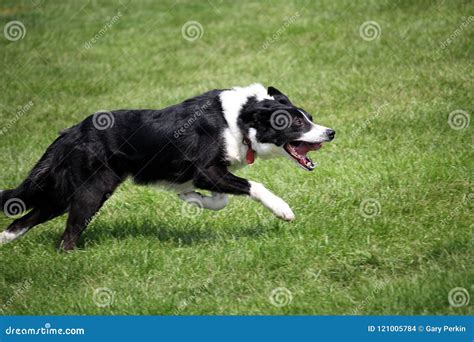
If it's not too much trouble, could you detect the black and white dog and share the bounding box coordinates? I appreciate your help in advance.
[0,84,335,250]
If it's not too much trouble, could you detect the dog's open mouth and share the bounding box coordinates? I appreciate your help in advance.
[284,141,322,171]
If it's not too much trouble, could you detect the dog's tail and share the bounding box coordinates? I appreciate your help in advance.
[1,135,66,217]
[0,159,51,216]
[0,186,32,216]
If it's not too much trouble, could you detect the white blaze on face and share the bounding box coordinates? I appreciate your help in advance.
[297,109,330,143]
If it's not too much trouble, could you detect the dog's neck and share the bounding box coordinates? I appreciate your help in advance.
[243,136,255,164]
[219,83,274,166]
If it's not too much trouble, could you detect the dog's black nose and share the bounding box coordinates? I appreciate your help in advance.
[326,129,336,141]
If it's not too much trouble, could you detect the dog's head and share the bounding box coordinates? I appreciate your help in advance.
[243,86,335,171]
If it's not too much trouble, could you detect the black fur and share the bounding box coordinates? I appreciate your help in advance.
[1,85,330,250]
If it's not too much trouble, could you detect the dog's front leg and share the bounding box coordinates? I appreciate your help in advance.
[178,191,228,211]
[247,181,295,221]
[193,166,295,221]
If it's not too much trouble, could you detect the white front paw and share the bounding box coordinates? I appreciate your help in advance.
[248,181,295,221]
[271,199,295,221]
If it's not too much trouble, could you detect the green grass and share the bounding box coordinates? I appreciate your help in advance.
[0,0,472,315]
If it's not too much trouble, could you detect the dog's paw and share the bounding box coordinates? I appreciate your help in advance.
[271,199,295,221]
[178,191,203,203]
[0,230,23,245]
[179,191,229,211]
[208,192,229,210]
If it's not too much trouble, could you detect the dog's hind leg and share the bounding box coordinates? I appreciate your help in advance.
[59,177,119,251]
[178,191,229,211]
[59,194,106,251]
[0,206,65,245]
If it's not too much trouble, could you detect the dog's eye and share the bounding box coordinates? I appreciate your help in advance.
[278,99,289,105]
[293,118,304,127]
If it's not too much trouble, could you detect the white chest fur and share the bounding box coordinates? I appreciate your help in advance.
[219,83,274,166]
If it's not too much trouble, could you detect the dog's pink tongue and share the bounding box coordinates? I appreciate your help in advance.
[295,143,321,155]
[295,144,311,155]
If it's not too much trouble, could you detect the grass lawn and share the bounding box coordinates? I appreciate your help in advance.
[0,0,472,315]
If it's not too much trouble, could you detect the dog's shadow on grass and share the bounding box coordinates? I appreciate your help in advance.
[88,221,283,247]
[39,219,283,249]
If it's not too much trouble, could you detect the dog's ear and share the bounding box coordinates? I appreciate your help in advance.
[268,86,284,97]
[268,86,293,105]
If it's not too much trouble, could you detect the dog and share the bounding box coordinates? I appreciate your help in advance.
[0,84,335,250]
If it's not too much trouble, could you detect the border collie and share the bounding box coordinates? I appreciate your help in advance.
[0,84,335,250]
